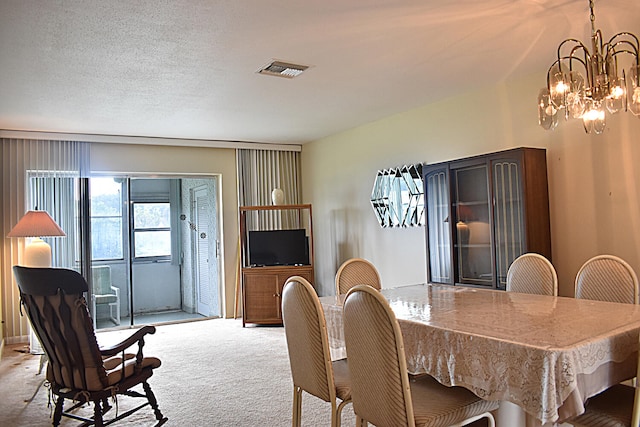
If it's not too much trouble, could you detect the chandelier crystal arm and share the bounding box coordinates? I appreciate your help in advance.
[608,32,639,50]
[557,39,590,72]
[592,28,604,52]
[607,34,640,65]
[608,45,639,59]
[546,56,587,89]
[608,34,640,87]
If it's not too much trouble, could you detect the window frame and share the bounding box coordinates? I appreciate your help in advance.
[131,200,172,262]
[89,177,125,262]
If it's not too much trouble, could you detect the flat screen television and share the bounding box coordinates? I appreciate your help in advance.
[248,229,309,267]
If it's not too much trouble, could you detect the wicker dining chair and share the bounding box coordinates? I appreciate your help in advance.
[506,253,558,296]
[13,266,166,427]
[282,276,355,427]
[342,284,499,427]
[575,255,639,304]
[335,258,381,295]
[568,334,640,426]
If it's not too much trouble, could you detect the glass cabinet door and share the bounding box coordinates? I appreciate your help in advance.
[424,168,451,284]
[423,148,550,291]
[453,165,493,286]
[492,159,524,289]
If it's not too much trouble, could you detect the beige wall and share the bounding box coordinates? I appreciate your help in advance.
[302,72,640,298]
[90,143,239,318]
[3,71,640,335]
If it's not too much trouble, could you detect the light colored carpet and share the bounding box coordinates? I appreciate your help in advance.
[0,318,357,426]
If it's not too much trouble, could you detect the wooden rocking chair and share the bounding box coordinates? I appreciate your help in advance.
[13,266,167,426]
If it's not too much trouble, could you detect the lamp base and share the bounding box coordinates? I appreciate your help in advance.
[23,238,51,354]
[24,237,52,267]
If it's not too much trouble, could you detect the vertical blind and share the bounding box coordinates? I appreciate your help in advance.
[1,139,90,343]
[237,149,302,230]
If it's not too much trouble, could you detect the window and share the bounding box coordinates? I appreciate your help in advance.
[90,178,124,260]
[133,202,171,259]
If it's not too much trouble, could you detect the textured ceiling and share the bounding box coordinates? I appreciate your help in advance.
[1,0,640,145]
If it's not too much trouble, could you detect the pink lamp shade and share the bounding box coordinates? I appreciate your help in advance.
[7,210,66,238]
[7,210,66,267]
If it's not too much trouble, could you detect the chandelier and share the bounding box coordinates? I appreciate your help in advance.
[538,0,640,134]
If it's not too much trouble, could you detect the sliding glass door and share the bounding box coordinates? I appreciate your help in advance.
[88,176,221,330]
[89,177,130,329]
[27,174,221,330]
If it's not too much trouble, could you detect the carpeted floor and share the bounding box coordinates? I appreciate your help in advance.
[0,318,357,426]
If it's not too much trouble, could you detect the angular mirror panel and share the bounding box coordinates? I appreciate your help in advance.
[389,169,404,227]
[370,164,424,228]
[370,170,390,227]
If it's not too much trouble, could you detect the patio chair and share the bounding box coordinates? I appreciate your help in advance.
[91,265,121,328]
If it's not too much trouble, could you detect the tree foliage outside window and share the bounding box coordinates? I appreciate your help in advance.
[91,178,123,260]
[133,203,171,259]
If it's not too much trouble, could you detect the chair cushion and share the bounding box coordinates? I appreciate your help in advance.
[569,384,634,427]
[103,354,162,386]
[331,358,352,401]
[410,375,499,427]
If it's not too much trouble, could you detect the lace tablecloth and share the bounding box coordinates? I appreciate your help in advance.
[320,284,640,425]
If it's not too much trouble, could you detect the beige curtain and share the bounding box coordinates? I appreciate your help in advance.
[237,149,301,230]
[1,139,90,343]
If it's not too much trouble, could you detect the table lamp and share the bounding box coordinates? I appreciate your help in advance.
[8,210,66,354]
[7,210,66,267]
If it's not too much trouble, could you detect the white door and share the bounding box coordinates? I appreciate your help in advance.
[193,186,213,316]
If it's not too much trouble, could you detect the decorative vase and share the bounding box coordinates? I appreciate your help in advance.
[271,188,284,205]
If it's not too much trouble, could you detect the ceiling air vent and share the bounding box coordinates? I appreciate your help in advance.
[258,61,308,79]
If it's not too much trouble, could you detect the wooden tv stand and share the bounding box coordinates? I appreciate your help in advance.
[239,204,314,326]
[241,265,313,326]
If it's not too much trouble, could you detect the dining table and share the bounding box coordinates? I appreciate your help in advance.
[319,283,640,426]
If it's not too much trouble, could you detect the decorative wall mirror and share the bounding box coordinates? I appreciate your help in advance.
[370,163,424,228]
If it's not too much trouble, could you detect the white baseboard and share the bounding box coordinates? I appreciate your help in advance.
[5,335,28,345]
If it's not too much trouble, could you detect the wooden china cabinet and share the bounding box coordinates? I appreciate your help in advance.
[422,147,551,290]
[239,204,313,326]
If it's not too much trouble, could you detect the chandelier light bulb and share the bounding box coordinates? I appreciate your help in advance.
[555,81,568,94]
[583,108,603,121]
[632,87,640,115]
[582,101,606,134]
[584,109,597,121]
[630,66,640,116]
[611,86,625,99]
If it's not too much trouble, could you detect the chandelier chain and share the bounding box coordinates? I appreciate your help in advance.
[589,0,596,35]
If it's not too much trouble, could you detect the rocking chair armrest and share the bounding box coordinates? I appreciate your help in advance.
[99,325,156,357]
